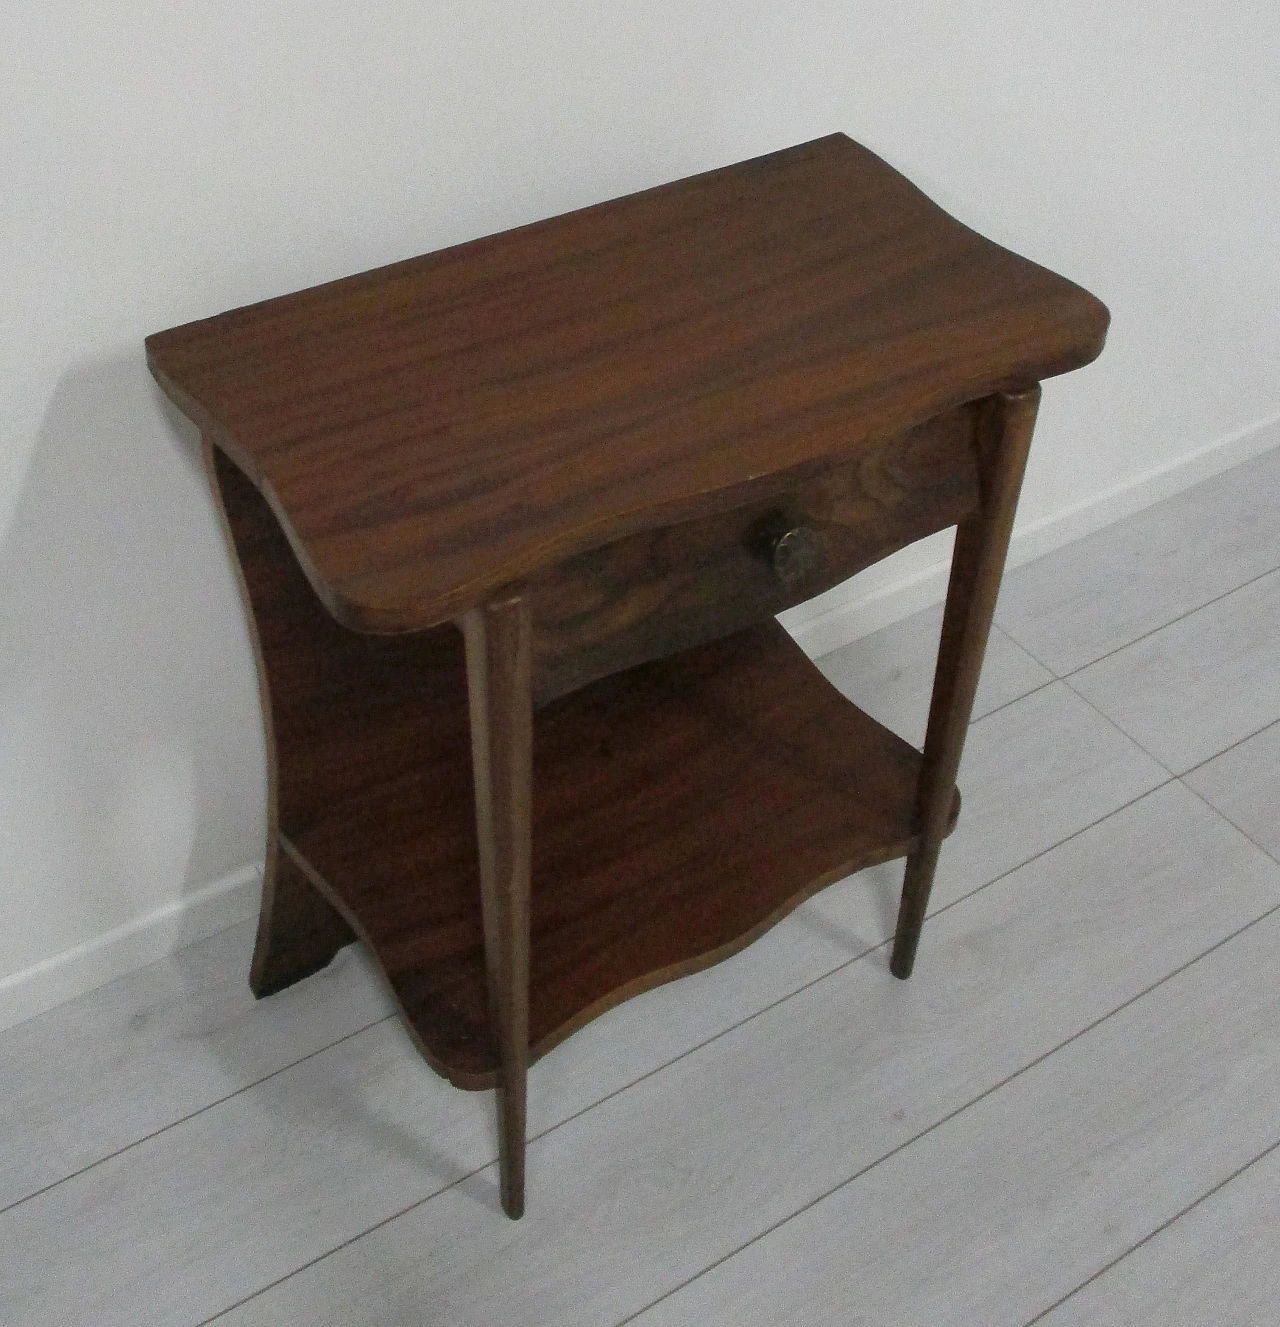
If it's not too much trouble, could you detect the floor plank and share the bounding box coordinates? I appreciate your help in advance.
[995,442,1280,674]
[632,905,1280,1327]
[1184,719,1280,861]
[1071,567,1280,773]
[0,1018,496,1327]
[0,863,899,1327]
[0,663,1169,1326]
[1035,1141,1280,1327]
[924,683,1165,916]
[207,784,1280,1327]
[817,608,1052,747]
[0,921,391,1212]
[9,445,1280,1326]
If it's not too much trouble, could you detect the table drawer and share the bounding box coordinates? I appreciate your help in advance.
[525,404,982,705]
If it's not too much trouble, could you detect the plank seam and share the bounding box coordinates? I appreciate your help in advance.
[1019,1133,1280,1327]
[613,897,1280,1327]
[201,780,1201,1326]
[0,1016,393,1222]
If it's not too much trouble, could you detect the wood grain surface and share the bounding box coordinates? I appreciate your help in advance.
[211,451,956,1089]
[460,596,534,1215]
[524,404,980,704]
[148,134,1108,633]
[892,386,1040,978]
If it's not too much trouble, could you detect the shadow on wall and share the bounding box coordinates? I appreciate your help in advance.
[0,348,266,981]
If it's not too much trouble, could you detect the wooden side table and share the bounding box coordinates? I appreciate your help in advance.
[146,134,1108,1218]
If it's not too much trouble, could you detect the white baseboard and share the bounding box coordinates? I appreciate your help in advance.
[5,412,1279,1035]
[0,863,263,1034]
[789,410,1280,660]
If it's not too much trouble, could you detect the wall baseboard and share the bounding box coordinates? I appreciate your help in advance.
[3,412,1278,1036]
[788,411,1280,660]
[0,863,263,1034]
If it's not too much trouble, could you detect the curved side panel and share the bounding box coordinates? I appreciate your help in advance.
[203,440,357,995]
[204,443,485,1080]
[204,441,956,1092]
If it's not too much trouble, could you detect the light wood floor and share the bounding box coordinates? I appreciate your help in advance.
[6,444,1280,1326]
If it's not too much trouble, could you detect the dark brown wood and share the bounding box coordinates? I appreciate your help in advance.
[891,385,1042,979]
[203,436,361,996]
[207,449,958,1090]
[147,134,1107,635]
[460,597,533,1219]
[156,137,1108,1221]
[524,405,981,704]
[250,839,357,997]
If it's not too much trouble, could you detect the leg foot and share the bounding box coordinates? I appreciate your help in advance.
[890,841,941,979]
[250,839,357,998]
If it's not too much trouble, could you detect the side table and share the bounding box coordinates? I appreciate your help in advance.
[146,134,1108,1218]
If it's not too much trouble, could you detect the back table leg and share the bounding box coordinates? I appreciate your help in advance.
[461,595,534,1219]
[891,385,1042,979]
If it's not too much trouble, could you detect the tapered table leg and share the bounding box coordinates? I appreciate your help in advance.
[891,385,1042,979]
[461,596,534,1218]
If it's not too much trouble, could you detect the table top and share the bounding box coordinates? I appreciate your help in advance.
[147,133,1108,633]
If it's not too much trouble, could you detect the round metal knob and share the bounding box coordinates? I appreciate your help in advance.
[770,525,820,585]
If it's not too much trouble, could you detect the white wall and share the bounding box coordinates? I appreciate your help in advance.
[2,1,1278,1023]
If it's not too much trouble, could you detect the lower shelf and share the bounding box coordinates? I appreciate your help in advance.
[289,619,955,1089]
[211,445,956,1091]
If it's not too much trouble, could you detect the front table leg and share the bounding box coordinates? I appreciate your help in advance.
[460,595,534,1219]
[892,384,1042,979]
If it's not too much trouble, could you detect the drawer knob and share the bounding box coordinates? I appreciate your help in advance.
[770,525,820,585]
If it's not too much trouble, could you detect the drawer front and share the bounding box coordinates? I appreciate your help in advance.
[525,404,981,705]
